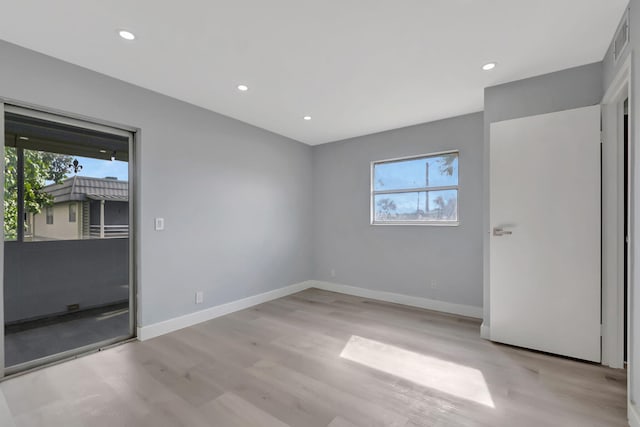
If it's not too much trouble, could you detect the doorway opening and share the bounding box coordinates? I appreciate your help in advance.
[624,97,629,364]
[2,106,135,373]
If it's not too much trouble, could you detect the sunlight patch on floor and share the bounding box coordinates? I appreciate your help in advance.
[340,335,495,408]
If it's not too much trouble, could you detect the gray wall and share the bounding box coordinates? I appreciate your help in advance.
[0,36,614,338]
[0,40,313,327]
[4,239,129,322]
[483,62,604,326]
[312,112,484,309]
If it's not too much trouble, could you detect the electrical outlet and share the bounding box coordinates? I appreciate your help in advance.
[430,280,437,289]
[195,291,204,304]
[330,268,336,278]
[154,217,165,231]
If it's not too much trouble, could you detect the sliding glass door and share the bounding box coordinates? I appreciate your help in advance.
[1,105,135,374]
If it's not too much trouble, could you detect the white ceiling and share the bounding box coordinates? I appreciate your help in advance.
[0,1,629,145]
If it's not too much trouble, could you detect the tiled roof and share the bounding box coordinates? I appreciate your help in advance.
[43,176,129,203]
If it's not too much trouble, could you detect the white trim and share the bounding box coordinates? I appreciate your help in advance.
[375,185,459,195]
[601,53,631,369]
[630,403,640,427]
[603,55,631,104]
[372,149,460,165]
[137,281,313,341]
[371,221,460,227]
[310,280,483,319]
[137,280,484,341]
[480,322,490,339]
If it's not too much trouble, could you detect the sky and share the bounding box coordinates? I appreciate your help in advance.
[374,155,458,191]
[374,155,458,214]
[70,156,128,181]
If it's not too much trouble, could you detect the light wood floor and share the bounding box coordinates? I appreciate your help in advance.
[0,288,628,426]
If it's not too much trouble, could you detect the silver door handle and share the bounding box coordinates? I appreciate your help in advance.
[493,227,513,236]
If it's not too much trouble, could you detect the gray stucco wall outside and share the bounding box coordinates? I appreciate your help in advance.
[4,239,129,323]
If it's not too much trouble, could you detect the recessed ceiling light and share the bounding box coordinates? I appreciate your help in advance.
[118,30,136,41]
[99,150,107,153]
[482,62,497,71]
[303,116,312,121]
[237,84,249,92]
[18,136,29,140]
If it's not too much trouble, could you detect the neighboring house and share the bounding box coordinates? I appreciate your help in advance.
[28,176,129,241]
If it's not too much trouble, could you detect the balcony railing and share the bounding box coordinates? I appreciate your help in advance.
[89,224,129,238]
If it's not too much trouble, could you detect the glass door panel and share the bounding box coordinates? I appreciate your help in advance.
[3,109,134,371]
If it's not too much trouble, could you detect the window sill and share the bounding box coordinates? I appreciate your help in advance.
[371,221,460,227]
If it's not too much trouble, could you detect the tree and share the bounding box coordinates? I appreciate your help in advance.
[437,153,457,176]
[376,198,397,219]
[433,195,445,211]
[4,148,72,239]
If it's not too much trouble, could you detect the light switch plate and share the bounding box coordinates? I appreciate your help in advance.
[154,217,165,231]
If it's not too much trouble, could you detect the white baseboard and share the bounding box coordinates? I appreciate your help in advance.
[137,281,313,341]
[630,402,640,427]
[480,322,490,339]
[310,281,483,319]
[138,280,483,341]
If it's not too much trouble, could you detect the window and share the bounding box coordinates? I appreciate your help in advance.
[69,204,77,223]
[4,110,130,241]
[371,151,459,225]
[46,207,54,225]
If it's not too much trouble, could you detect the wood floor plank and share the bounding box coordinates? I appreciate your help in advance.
[327,416,360,427]
[201,392,290,427]
[0,390,15,427]
[0,288,628,426]
[189,358,336,426]
[247,359,409,427]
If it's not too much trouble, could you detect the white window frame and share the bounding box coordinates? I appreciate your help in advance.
[370,150,460,226]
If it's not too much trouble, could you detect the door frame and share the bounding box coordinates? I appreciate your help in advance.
[0,100,4,378]
[0,99,139,377]
[601,54,631,369]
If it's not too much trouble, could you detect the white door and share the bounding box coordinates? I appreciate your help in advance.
[490,105,601,362]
